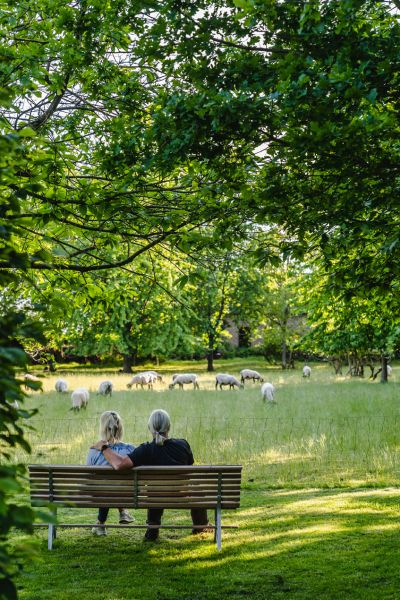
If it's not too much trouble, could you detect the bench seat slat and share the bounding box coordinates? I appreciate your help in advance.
[29,474,241,482]
[30,481,240,488]
[31,488,240,498]
[29,474,241,483]
[32,501,240,508]
[31,492,240,504]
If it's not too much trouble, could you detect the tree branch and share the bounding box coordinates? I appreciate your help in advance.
[209,35,288,54]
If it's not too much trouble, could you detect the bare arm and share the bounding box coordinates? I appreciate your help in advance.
[91,440,134,470]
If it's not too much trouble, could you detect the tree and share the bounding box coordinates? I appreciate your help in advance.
[59,263,195,371]
[183,252,238,371]
[302,266,400,382]
[134,0,400,295]
[258,263,308,368]
[1,0,252,278]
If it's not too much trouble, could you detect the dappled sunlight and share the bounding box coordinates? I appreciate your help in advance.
[152,524,349,569]
[249,448,310,464]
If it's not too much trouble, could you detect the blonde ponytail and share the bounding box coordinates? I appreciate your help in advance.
[99,411,123,444]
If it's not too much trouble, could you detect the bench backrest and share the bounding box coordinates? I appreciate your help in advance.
[28,465,242,509]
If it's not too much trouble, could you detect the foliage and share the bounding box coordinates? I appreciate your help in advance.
[135,0,400,294]
[300,265,400,378]
[180,251,242,370]
[0,83,45,599]
[59,261,197,368]
[1,0,251,278]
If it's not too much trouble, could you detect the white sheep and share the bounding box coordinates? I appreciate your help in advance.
[240,369,264,384]
[141,370,163,382]
[55,378,68,393]
[70,388,89,412]
[302,365,311,378]
[169,374,199,390]
[215,373,243,390]
[127,373,155,389]
[261,382,275,403]
[387,365,393,376]
[98,380,113,396]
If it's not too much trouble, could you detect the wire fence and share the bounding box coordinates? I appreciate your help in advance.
[16,413,400,487]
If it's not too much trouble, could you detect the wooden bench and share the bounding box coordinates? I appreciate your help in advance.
[28,464,242,551]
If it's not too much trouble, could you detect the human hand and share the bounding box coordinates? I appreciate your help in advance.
[91,440,108,451]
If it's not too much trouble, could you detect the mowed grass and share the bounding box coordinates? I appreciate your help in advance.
[12,360,400,599]
[14,487,400,599]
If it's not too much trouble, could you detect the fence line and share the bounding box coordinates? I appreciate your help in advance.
[16,414,400,487]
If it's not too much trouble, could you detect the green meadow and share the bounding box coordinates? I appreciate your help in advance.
[13,360,400,599]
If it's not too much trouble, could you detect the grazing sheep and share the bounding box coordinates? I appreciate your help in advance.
[142,370,163,382]
[98,380,113,396]
[127,373,155,390]
[169,374,199,390]
[215,373,243,390]
[261,382,275,403]
[302,365,311,378]
[240,369,264,384]
[70,388,89,412]
[387,365,393,376]
[55,378,68,393]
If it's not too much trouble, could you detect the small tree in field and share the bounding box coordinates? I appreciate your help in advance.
[303,269,400,382]
[183,253,237,371]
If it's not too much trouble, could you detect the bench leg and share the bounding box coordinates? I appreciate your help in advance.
[214,506,222,551]
[48,524,54,550]
[48,506,57,550]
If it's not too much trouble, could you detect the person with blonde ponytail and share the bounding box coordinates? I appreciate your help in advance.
[87,411,135,535]
[91,408,211,541]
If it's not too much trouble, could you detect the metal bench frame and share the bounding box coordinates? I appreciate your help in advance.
[28,464,242,551]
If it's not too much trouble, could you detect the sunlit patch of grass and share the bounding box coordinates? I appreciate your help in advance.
[15,486,400,599]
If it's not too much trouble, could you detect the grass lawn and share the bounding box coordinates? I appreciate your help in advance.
[12,360,400,599]
[15,486,400,599]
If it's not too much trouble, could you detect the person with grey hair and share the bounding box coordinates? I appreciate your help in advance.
[91,408,211,541]
[87,410,135,535]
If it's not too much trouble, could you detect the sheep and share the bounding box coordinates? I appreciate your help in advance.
[215,373,244,390]
[169,374,199,390]
[141,370,163,383]
[127,373,155,390]
[55,378,68,393]
[387,365,393,376]
[261,382,275,403]
[240,369,264,384]
[98,380,113,396]
[70,388,89,412]
[302,365,311,378]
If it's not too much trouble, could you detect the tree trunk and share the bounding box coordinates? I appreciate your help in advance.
[380,355,388,383]
[206,333,215,372]
[281,339,287,369]
[122,353,135,373]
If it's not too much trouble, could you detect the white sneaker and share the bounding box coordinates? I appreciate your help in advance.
[119,509,134,524]
[92,523,107,536]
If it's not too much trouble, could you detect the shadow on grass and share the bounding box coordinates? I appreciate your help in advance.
[16,487,400,600]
